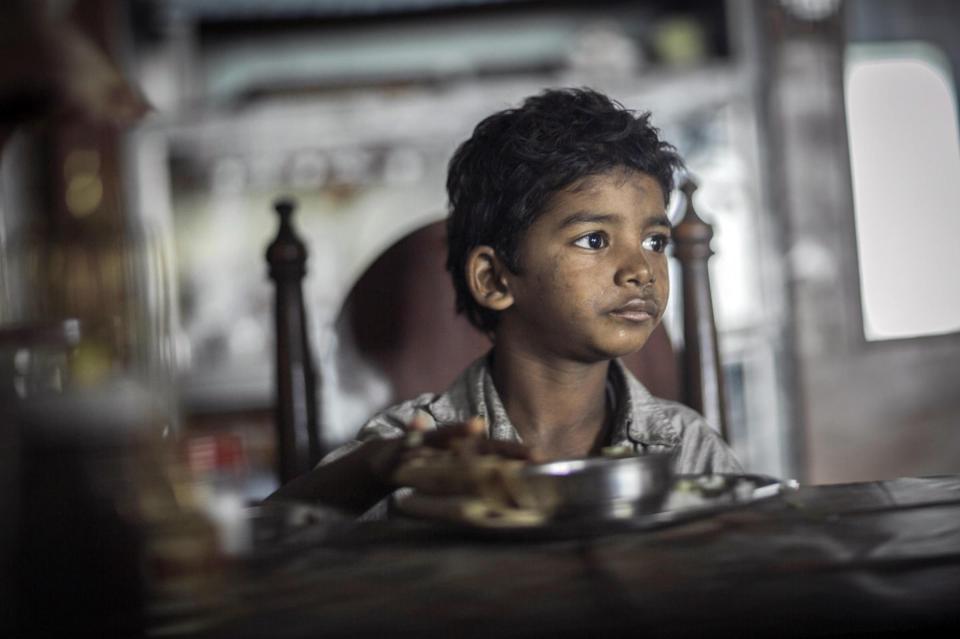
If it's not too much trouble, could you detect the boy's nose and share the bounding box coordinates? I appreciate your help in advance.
[614,249,654,287]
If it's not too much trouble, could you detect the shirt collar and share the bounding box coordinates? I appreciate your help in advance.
[428,354,681,449]
[607,359,681,448]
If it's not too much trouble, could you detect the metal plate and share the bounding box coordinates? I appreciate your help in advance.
[519,454,675,520]
[402,474,795,542]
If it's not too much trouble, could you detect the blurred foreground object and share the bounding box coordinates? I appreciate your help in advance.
[1,0,174,425]
[9,379,224,636]
[0,0,149,145]
[0,4,188,634]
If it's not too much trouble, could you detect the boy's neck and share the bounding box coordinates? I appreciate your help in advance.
[490,340,611,461]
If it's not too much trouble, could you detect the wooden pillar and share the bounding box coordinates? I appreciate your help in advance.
[266,199,321,483]
[672,175,728,440]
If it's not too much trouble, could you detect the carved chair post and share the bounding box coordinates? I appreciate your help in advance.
[266,198,321,483]
[672,176,729,439]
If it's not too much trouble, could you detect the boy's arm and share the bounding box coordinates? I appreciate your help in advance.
[264,438,402,515]
[265,418,531,515]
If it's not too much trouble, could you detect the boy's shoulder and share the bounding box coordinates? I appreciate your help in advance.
[359,391,445,439]
[319,390,445,466]
[611,362,743,474]
[356,355,491,439]
[611,360,696,443]
[631,396,742,474]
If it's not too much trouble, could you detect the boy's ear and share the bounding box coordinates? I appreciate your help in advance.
[465,246,514,312]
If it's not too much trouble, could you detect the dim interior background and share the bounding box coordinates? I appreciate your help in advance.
[2,0,960,499]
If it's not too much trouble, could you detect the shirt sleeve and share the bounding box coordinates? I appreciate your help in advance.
[671,407,744,475]
[313,396,435,521]
[317,393,438,464]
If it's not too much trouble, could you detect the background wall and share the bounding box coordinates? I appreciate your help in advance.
[761,0,960,482]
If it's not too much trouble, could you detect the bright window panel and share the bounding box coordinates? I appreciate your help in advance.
[845,43,960,340]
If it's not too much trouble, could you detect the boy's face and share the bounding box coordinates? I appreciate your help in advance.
[499,168,671,362]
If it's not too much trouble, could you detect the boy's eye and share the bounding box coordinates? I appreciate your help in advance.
[573,232,608,250]
[642,233,670,253]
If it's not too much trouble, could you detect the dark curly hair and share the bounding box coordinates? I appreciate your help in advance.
[445,87,685,334]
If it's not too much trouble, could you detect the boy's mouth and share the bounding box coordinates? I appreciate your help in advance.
[607,298,659,323]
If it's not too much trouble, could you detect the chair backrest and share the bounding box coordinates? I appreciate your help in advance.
[265,200,321,483]
[266,176,726,482]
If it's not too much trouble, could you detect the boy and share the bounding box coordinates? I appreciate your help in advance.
[270,88,742,514]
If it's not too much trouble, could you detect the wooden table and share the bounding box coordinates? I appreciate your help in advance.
[174,477,960,638]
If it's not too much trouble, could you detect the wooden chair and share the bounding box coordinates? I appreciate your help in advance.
[265,199,320,483]
[266,176,726,483]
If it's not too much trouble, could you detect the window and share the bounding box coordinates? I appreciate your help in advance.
[845,42,960,340]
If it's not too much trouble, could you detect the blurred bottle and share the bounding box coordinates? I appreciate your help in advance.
[0,0,169,424]
[0,121,179,432]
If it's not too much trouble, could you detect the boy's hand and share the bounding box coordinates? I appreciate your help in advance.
[365,413,532,497]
